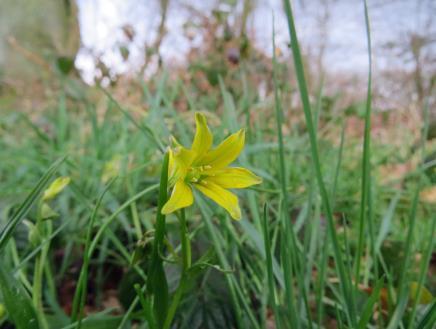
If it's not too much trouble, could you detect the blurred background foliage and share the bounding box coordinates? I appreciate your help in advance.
[0,0,435,328]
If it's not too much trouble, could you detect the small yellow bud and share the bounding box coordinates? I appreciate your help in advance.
[42,176,71,201]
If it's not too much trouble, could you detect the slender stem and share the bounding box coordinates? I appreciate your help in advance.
[163,208,191,329]
[32,201,50,329]
[262,204,282,329]
[179,209,191,270]
[354,0,374,288]
[272,17,301,328]
[282,0,357,325]
[32,255,43,311]
[163,275,187,329]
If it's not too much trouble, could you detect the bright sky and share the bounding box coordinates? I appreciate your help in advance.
[75,0,435,84]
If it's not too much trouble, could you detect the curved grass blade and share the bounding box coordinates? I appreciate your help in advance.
[87,184,159,258]
[0,156,66,252]
[71,178,116,326]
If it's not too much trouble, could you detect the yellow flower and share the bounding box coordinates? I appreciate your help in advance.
[161,113,262,220]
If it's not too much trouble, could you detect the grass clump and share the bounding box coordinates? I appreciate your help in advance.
[0,2,435,329]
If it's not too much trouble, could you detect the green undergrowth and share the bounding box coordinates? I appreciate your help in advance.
[0,2,435,328]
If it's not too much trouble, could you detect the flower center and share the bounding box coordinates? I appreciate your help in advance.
[186,165,212,184]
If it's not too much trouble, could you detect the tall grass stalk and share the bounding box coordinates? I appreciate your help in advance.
[71,179,116,326]
[407,96,435,327]
[272,17,301,328]
[354,0,377,288]
[262,204,282,329]
[282,0,357,325]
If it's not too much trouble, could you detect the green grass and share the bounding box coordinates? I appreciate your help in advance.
[0,2,435,329]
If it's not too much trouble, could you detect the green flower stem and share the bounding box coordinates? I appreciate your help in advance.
[179,209,191,270]
[163,208,191,329]
[32,201,50,329]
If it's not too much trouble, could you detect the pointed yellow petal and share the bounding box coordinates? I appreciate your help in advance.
[168,149,185,186]
[168,148,176,176]
[175,147,196,168]
[201,129,245,169]
[170,136,196,168]
[194,181,241,220]
[191,112,213,157]
[205,167,262,189]
[167,138,197,186]
[162,180,194,214]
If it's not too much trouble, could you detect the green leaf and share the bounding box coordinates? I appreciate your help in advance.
[147,152,169,328]
[40,203,59,221]
[0,265,39,329]
[26,220,41,247]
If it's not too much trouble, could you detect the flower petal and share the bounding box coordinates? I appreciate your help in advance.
[200,129,245,169]
[191,112,213,158]
[205,167,262,189]
[161,180,194,214]
[175,147,196,167]
[167,139,196,186]
[194,181,241,220]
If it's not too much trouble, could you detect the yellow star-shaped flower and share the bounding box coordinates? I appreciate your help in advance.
[162,112,262,220]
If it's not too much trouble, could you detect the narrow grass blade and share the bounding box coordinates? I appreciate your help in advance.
[407,214,436,327]
[147,152,169,328]
[197,197,261,329]
[134,283,156,329]
[282,0,356,325]
[354,0,375,287]
[262,204,282,329]
[71,178,116,325]
[272,16,305,328]
[387,92,432,328]
[375,192,401,251]
[100,87,165,153]
[386,186,420,329]
[357,277,384,329]
[0,265,39,329]
[0,156,66,252]
[87,184,159,257]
